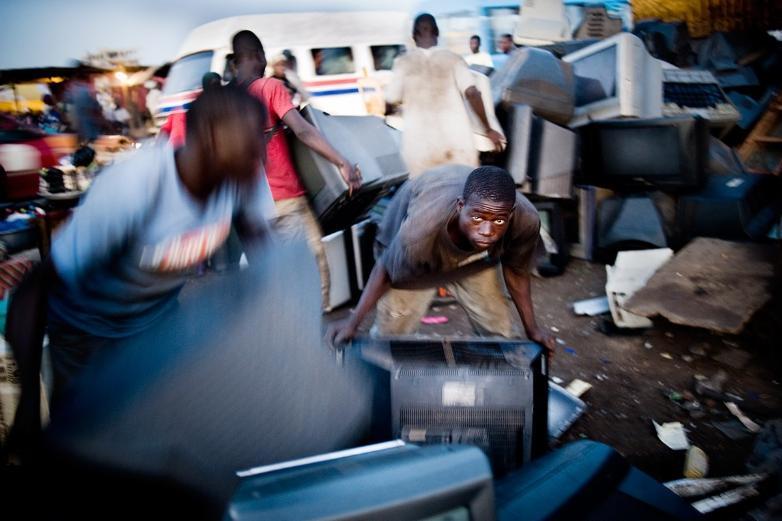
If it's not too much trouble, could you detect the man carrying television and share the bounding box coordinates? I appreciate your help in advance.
[327,164,556,355]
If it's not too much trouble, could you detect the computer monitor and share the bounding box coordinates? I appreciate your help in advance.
[227,441,495,521]
[579,115,709,191]
[563,32,662,127]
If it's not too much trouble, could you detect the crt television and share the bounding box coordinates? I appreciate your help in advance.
[563,32,662,127]
[227,441,495,521]
[359,338,548,476]
[579,115,709,191]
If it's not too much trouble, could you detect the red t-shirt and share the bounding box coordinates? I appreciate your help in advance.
[246,78,306,200]
[160,111,187,149]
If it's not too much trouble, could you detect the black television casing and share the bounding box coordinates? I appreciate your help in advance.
[676,172,782,243]
[290,106,408,234]
[360,338,548,476]
[579,115,709,192]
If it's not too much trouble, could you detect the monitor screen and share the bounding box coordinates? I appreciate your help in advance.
[579,116,708,190]
[571,44,616,107]
[600,126,681,178]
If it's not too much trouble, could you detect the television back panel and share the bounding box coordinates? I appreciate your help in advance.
[291,106,408,233]
[371,339,548,475]
[494,48,575,125]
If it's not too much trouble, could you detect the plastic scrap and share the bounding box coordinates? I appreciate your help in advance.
[653,420,690,450]
[725,402,761,433]
[565,379,592,397]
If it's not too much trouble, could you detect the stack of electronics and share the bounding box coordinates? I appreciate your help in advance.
[291,106,408,310]
[493,30,777,267]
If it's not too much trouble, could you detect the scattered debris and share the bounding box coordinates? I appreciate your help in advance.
[684,446,709,478]
[595,373,608,382]
[565,379,592,397]
[420,315,448,325]
[661,352,673,360]
[563,347,577,356]
[556,338,566,345]
[695,370,729,399]
[712,419,754,441]
[664,474,767,497]
[654,421,690,450]
[725,402,761,433]
[572,296,610,316]
[713,347,752,369]
[689,344,708,357]
[665,332,675,338]
[691,483,762,514]
[682,355,694,363]
[644,341,653,349]
[550,376,564,385]
[550,326,560,333]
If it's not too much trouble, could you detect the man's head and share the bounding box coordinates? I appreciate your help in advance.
[469,35,481,54]
[185,85,267,189]
[232,30,266,78]
[456,166,517,251]
[413,13,439,49]
[498,33,514,54]
[201,72,222,91]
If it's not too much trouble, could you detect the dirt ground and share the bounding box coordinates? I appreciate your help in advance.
[327,258,782,485]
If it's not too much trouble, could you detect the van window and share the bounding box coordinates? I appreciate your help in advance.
[162,51,213,94]
[311,47,355,76]
[371,45,405,71]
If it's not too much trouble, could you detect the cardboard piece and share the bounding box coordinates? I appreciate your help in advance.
[625,238,778,334]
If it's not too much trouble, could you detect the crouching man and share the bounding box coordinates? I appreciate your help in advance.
[327,164,555,353]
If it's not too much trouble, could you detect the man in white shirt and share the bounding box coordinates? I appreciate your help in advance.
[385,13,504,178]
[464,34,494,70]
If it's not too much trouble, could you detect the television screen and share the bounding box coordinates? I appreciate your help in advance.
[579,116,708,191]
[599,126,681,178]
[571,44,616,106]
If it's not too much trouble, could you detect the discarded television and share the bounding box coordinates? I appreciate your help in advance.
[563,32,662,127]
[291,106,408,234]
[579,115,709,191]
[359,338,548,476]
[506,104,577,198]
[228,442,495,521]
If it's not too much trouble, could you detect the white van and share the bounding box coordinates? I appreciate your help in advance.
[156,11,410,124]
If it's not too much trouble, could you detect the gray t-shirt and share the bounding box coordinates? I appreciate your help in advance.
[49,143,275,338]
[376,164,540,289]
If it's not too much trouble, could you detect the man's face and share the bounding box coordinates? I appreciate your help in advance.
[470,37,480,54]
[413,21,437,48]
[207,117,265,187]
[457,195,514,251]
[499,36,513,54]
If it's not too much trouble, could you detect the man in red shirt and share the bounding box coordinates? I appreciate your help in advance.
[160,72,222,148]
[232,30,361,310]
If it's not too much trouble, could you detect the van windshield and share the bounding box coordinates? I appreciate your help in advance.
[163,51,214,94]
